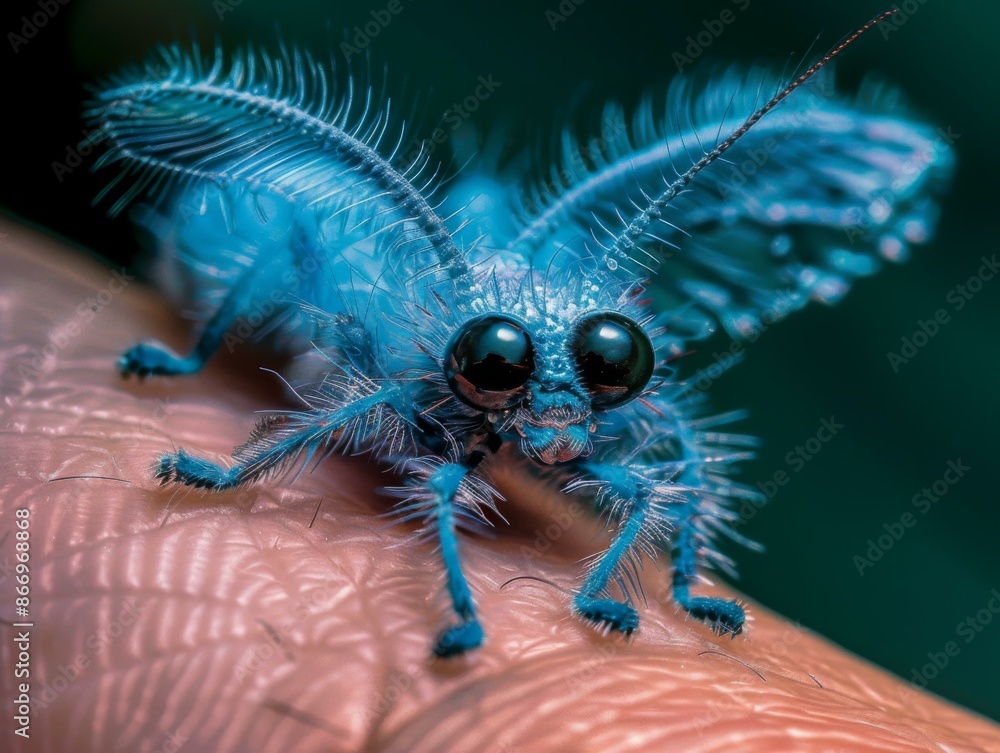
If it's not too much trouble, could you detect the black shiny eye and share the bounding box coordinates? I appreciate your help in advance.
[572,312,654,409]
[444,315,535,411]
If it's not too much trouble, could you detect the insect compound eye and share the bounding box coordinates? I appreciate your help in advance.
[572,312,655,409]
[444,315,535,411]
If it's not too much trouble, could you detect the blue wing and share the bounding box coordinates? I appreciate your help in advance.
[507,67,955,354]
[86,43,481,362]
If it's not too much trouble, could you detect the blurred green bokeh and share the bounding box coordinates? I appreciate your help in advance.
[4,0,997,723]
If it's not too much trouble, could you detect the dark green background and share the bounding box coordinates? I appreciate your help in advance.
[3,0,997,724]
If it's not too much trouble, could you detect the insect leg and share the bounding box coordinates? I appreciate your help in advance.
[397,460,486,657]
[569,464,655,635]
[669,507,745,637]
[120,256,282,377]
[571,452,746,637]
[156,387,398,490]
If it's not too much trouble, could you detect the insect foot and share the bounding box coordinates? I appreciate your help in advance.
[573,595,640,635]
[433,620,485,658]
[119,341,198,378]
[684,597,745,637]
[155,449,237,491]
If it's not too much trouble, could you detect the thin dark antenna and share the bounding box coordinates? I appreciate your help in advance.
[603,10,899,272]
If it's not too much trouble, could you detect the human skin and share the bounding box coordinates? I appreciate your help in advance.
[2,218,998,752]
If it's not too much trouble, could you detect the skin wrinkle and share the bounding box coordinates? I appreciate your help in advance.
[0,218,998,752]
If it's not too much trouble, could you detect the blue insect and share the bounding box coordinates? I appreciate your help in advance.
[86,13,952,656]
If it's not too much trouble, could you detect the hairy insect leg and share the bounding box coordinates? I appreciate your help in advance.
[570,455,746,638]
[120,259,278,377]
[569,464,654,636]
[670,519,745,637]
[417,462,485,657]
[665,419,748,637]
[157,389,393,490]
